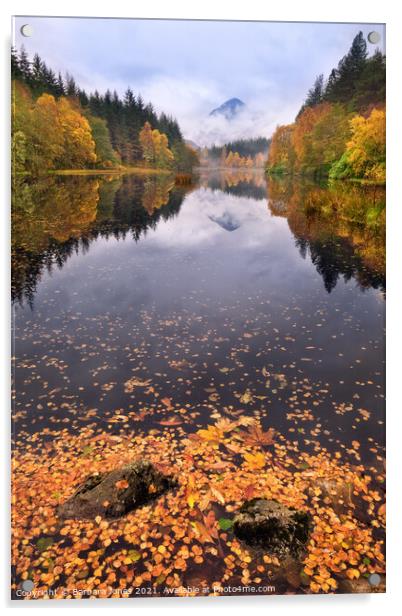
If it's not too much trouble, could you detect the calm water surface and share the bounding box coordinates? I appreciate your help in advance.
[12,171,385,465]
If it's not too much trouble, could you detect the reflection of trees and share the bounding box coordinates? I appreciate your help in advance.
[268,177,385,293]
[12,171,386,306]
[200,170,267,201]
[12,174,189,306]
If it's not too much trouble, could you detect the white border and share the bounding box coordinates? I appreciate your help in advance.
[2,1,401,614]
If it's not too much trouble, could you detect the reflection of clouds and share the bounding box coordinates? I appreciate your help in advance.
[145,187,291,251]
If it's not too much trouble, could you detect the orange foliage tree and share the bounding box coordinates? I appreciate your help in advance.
[266,124,295,174]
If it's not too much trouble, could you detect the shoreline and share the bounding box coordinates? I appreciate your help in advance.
[49,167,174,176]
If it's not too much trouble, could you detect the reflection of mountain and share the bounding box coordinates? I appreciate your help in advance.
[12,172,386,306]
[267,177,385,294]
[208,212,240,232]
[12,174,192,306]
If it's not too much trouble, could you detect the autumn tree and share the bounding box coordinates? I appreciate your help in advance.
[266,124,295,174]
[57,97,96,168]
[266,31,385,182]
[329,108,385,182]
[12,46,192,170]
[152,129,174,169]
[139,122,155,165]
[12,83,96,173]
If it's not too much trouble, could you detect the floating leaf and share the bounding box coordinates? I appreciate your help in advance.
[218,518,233,531]
[36,537,53,552]
[243,452,266,469]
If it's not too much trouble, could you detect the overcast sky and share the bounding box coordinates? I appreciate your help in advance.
[13,17,385,146]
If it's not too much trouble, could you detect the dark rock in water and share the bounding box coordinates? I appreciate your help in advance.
[233,498,311,558]
[58,460,176,519]
[314,478,354,514]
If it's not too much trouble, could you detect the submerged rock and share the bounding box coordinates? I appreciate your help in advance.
[338,576,385,594]
[233,498,311,558]
[314,478,354,513]
[58,460,176,519]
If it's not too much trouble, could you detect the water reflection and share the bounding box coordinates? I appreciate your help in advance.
[12,171,385,306]
[267,177,385,294]
[12,174,191,306]
[200,169,267,200]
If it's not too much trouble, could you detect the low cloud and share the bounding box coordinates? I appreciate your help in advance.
[141,76,298,146]
[14,17,384,147]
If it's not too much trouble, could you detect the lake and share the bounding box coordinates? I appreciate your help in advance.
[11,170,386,596]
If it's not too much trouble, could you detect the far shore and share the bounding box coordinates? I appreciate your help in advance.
[50,166,173,176]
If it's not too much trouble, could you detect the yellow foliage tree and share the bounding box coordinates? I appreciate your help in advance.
[330,108,385,182]
[57,97,97,168]
[139,122,155,165]
[12,83,97,173]
[139,122,174,169]
[152,129,174,169]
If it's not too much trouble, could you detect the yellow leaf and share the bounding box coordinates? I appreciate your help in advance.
[243,452,266,469]
[346,568,360,580]
[210,486,225,504]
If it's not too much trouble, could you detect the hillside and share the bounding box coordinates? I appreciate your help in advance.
[266,32,385,183]
[11,47,199,175]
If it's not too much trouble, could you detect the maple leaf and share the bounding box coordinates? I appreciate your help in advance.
[237,416,256,427]
[214,417,238,433]
[243,451,266,470]
[236,423,275,448]
[197,425,224,443]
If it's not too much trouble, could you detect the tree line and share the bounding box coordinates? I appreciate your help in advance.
[207,137,270,159]
[11,47,199,174]
[267,32,385,183]
[202,137,270,168]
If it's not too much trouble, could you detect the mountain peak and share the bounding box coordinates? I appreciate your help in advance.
[209,98,246,119]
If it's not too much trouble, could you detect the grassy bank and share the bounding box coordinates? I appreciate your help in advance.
[265,169,385,187]
[50,166,174,177]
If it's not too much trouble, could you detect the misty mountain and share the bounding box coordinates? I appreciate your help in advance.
[209,98,246,119]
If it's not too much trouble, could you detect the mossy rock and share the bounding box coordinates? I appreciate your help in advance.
[233,498,311,558]
[58,459,176,519]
